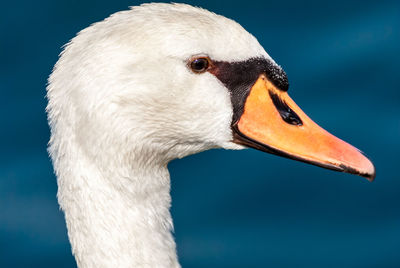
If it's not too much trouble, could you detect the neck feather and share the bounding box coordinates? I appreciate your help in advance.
[55,144,180,268]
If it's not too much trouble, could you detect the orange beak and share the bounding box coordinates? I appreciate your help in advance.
[232,74,375,181]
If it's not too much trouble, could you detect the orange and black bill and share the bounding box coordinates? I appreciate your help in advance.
[231,74,376,181]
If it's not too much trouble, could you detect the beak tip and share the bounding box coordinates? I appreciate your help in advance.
[361,155,376,182]
[339,157,376,182]
[364,165,376,182]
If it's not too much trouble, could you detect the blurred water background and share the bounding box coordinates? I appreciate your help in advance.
[1,0,399,267]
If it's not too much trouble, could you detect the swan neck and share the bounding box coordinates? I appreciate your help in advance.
[57,155,180,268]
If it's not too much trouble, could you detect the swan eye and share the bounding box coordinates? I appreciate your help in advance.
[189,57,210,73]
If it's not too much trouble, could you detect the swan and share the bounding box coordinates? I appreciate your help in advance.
[46,3,375,268]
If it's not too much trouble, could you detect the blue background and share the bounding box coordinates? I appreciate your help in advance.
[1,0,399,267]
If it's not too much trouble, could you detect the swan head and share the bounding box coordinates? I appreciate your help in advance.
[47,3,375,179]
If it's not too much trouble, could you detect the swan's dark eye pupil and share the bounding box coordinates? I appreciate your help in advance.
[190,58,209,73]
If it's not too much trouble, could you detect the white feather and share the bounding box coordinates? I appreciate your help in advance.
[47,3,274,267]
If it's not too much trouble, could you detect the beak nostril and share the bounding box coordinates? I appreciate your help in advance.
[269,90,303,126]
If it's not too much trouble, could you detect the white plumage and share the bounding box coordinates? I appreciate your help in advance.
[47,3,270,267]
